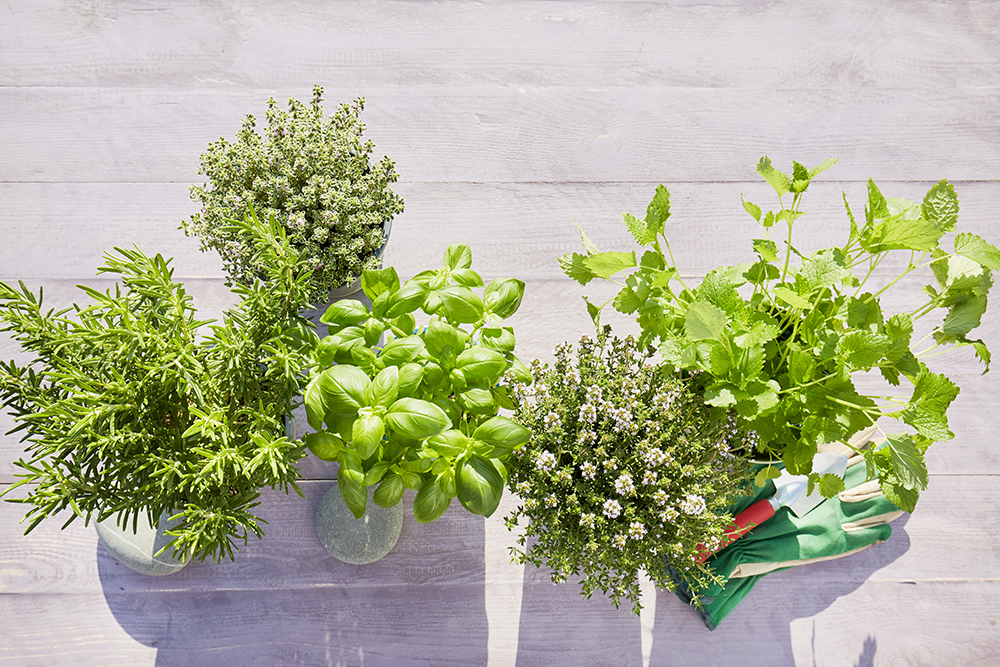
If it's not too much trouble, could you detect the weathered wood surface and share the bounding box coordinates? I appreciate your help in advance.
[2,1,1000,665]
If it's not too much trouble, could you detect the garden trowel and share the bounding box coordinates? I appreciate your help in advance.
[696,452,849,562]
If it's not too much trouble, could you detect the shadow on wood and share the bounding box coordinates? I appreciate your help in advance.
[96,482,489,666]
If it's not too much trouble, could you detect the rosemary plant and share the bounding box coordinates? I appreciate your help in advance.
[0,212,316,563]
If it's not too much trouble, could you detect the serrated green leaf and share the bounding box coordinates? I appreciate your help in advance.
[624,212,657,247]
[808,158,838,179]
[762,211,776,228]
[704,384,736,407]
[644,184,671,236]
[798,248,852,292]
[954,233,1000,270]
[754,465,782,487]
[922,179,959,232]
[582,251,637,279]
[881,480,919,513]
[753,238,778,262]
[899,369,958,441]
[884,434,929,490]
[742,197,762,222]
[559,252,597,286]
[772,285,812,309]
[837,330,893,371]
[574,221,601,255]
[684,301,728,341]
[756,156,790,197]
[818,472,846,497]
[940,295,987,337]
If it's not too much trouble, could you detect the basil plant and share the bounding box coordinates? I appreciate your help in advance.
[303,244,532,523]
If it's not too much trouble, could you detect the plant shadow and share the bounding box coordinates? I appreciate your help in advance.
[646,514,911,666]
[97,482,489,667]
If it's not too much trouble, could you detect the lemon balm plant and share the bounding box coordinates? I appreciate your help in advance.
[506,329,754,614]
[0,213,316,563]
[561,158,998,512]
[303,244,533,523]
[183,85,404,301]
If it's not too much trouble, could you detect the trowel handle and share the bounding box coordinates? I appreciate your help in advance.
[695,498,776,563]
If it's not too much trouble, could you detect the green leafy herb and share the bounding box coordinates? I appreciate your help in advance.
[561,159,997,512]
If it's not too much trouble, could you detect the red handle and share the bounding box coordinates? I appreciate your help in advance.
[696,498,776,562]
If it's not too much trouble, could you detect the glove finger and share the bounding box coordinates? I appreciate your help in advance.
[729,541,882,578]
[842,510,904,532]
[840,479,884,503]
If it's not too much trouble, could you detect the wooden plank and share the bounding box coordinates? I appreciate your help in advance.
[2,86,1000,184]
[4,180,999,281]
[3,1,999,90]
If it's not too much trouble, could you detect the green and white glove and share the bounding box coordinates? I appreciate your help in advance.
[673,442,905,630]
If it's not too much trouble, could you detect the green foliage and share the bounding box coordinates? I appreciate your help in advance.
[303,244,530,523]
[0,212,316,563]
[506,330,755,615]
[560,159,998,512]
[183,85,405,301]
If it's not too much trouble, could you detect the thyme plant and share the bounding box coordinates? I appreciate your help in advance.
[507,330,754,614]
[562,158,998,512]
[183,85,405,301]
[0,213,316,563]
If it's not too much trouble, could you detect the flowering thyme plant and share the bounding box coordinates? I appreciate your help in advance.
[506,329,754,614]
[183,85,404,301]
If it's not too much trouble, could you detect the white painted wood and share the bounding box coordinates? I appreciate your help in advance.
[3,86,1000,184]
[2,0,999,664]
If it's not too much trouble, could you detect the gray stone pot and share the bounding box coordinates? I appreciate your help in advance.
[316,484,404,565]
[96,510,187,576]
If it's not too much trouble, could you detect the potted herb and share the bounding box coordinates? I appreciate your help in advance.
[506,329,755,614]
[561,157,998,511]
[302,244,532,561]
[0,213,316,569]
[182,85,405,304]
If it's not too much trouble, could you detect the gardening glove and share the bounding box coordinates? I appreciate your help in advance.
[671,436,904,630]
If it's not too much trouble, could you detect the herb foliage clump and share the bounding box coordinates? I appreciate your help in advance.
[184,85,404,300]
[0,213,316,563]
[506,330,754,614]
[562,158,999,512]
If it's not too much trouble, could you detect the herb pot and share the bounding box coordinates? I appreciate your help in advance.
[316,482,404,565]
[96,510,187,576]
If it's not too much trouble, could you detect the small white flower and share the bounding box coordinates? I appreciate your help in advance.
[536,450,558,472]
[680,494,707,516]
[628,522,646,540]
[580,513,596,529]
[545,494,559,508]
[555,468,572,484]
[602,499,622,519]
[653,489,669,506]
[578,430,596,446]
[578,403,597,423]
[612,534,627,549]
[544,412,561,429]
[643,470,658,485]
[603,458,618,472]
[614,473,635,495]
[580,461,597,480]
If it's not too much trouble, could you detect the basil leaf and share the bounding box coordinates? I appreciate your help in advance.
[473,416,530,456]
[365,366,399,408]
[456,347,507,382]
[305,431,345,461]
[352,412,385,459]
[456,455,505,518]
[444,244,473,270]
[385,398,450,439]
[372,472,405,507]
[362,267,400,300]
[385,280,430,318]
[436,286,484,324]
[413,479,453,524]
[337,450,368,519]
[320,299,370,326]
[483,278,525,319]
[378,335,425,367]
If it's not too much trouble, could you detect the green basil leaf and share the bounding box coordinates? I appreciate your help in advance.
[431,396,461,427]
[506,354,532,383]
[363,461,391,487]
[436,286,484,324]
[372,472,405,507]
[427,429,471,457]
[379,335,425,367]
[481,326,516,352]
[312,365,370,423]
[456,385,496,415]
[364,318,385,346]
[365,366,400,408]
[362,267,400,301]
[385,397,450,439]
[483,278,525,319]
[473,416,530,456]
[386,280,431,318]
[397,362,424,398]
[352,412,385,459]
[456,347,508,382]
[338,450,368,519]
[423,319,462,359]
[391,312,416,338]
[444,244,473,270]
[305,431,345,461]
[320,299,370,327]
[456,455,505,518]
[413,479,453,524]
[451,268,485,288]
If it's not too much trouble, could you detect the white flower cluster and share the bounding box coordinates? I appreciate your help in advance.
[680,494,707,516]
[544,412,561,429]
[578,403,597,423]
[577,430,596,446]
[602,499,622,519]
[612,534,627,549]
[536,450,558,473]
[614,473,635,495]
[645,447,670,468]
[580,513,596,529]
[580,461,597,480]
[628,522,647,540]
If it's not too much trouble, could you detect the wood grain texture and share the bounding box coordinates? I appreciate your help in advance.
[2,0,1000,664]
[3,86,1000,184]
